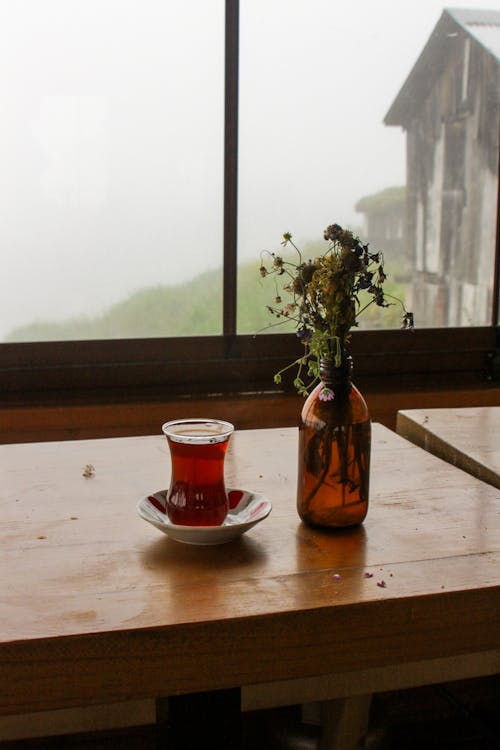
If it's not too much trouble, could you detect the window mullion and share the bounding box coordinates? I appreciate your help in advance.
[223,0,239,338]
[492,142,500,327]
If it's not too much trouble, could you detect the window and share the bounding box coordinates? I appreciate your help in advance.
[238,1,499,333]
[0,0,498,404]
[1,0,224,342]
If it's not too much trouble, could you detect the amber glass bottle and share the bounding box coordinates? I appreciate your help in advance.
[297,357,371,528]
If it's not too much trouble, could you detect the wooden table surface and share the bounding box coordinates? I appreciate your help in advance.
[397,406,500,490]
[1,424,499,719]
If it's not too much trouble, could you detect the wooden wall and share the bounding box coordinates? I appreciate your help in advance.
[2,383,499,445]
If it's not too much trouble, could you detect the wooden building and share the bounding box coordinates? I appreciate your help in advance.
[385,8,500,327]
[355,186,410,280]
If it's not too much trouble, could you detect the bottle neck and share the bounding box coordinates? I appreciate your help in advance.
[319,356,353,387]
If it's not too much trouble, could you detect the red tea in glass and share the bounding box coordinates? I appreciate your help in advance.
[162,419,234,526]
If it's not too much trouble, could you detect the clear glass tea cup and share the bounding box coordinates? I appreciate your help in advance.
[162,418,234,526]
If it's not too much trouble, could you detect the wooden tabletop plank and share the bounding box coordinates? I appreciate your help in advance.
[1,425,499,715]
[397,406,500,489]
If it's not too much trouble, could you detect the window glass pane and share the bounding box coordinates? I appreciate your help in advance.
[238,0,499,333]
[0,0,224,342]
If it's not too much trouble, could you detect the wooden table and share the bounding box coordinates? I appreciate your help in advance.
[1,425,499,748]
[397,406,500,490]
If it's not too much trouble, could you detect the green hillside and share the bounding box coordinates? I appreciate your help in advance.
[5,268,223,341]
[5,254,409,342]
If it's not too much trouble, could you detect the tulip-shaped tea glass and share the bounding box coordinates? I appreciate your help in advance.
[162,419,234,526]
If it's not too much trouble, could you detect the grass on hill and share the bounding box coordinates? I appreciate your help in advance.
[5,252,410,342]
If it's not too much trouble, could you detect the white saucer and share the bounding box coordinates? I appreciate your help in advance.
[137,488,272,545]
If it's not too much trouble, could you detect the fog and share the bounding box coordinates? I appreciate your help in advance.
[0,0,496,339]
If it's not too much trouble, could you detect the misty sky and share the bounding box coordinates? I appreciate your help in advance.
[0,0,497,339]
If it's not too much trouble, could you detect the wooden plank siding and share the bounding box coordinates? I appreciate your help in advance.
[385,9,500,328]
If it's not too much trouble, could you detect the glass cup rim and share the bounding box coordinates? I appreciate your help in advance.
[162,418,234,445]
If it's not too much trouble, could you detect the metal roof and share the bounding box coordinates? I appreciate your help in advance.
[448,7,500,59]
[385,8,500,127]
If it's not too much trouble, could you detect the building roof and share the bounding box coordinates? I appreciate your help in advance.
[449,7,500,59]
[385,7,500,128]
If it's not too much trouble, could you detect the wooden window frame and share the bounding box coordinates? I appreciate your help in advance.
[0,0,499,418]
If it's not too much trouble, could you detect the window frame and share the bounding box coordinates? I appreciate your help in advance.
[0,0,499,408]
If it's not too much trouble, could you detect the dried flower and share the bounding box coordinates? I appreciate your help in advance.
[401,311,415,330]
[82,463,95,478]
[259,223,413,394]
